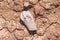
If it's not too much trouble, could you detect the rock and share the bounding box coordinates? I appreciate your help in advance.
[0,17,6,29]
[0,1,8,10]
[24,28,30,36]
[14,0,23,6]
[29,0,38,4]
[23,36,33,40]
[0,28,17,40]
[29,8,35,17]
[14,30,24,40]
[20,11,37,31]
[44,23,60,40]
[37,28,45,36]
[47,13,58,23]
[39,0,59,9]
[34,3,41,14]
[0,0,3,2]
[6,20,17,32]
[24,0,38,4]
[33,36,43,40]
[24,2,30,7]
[57,18,60,24]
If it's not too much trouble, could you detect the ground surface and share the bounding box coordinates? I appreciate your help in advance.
[0,0,60,40]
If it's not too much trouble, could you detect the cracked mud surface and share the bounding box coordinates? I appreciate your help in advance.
[0,0,60,40]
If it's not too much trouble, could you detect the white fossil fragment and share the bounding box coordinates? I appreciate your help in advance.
[24,2,30,7]
[20,11,37,31]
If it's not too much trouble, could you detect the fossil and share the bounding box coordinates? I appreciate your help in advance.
[20,11,37,31]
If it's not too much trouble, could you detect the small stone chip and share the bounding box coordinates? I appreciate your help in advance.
[24,2,30,7]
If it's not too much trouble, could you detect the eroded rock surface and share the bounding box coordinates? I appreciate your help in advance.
[0,0,60,40]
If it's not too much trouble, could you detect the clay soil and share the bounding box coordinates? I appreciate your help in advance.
[0,0,60,40]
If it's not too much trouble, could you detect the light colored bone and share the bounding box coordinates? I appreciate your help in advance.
[20,11,37,31]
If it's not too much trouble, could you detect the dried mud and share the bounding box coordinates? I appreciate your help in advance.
[0,0,60,40]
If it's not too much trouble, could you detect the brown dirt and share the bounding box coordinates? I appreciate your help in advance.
[0,0,60,40]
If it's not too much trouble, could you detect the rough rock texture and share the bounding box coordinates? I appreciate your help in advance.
[0,0,60,40]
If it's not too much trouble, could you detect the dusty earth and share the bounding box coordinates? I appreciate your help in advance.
[0,0,60,40]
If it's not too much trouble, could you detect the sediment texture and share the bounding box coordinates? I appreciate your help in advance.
[0,0,60,40]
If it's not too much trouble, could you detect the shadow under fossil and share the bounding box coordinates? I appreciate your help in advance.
[22,5,33,11]
[20,19,37,35]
